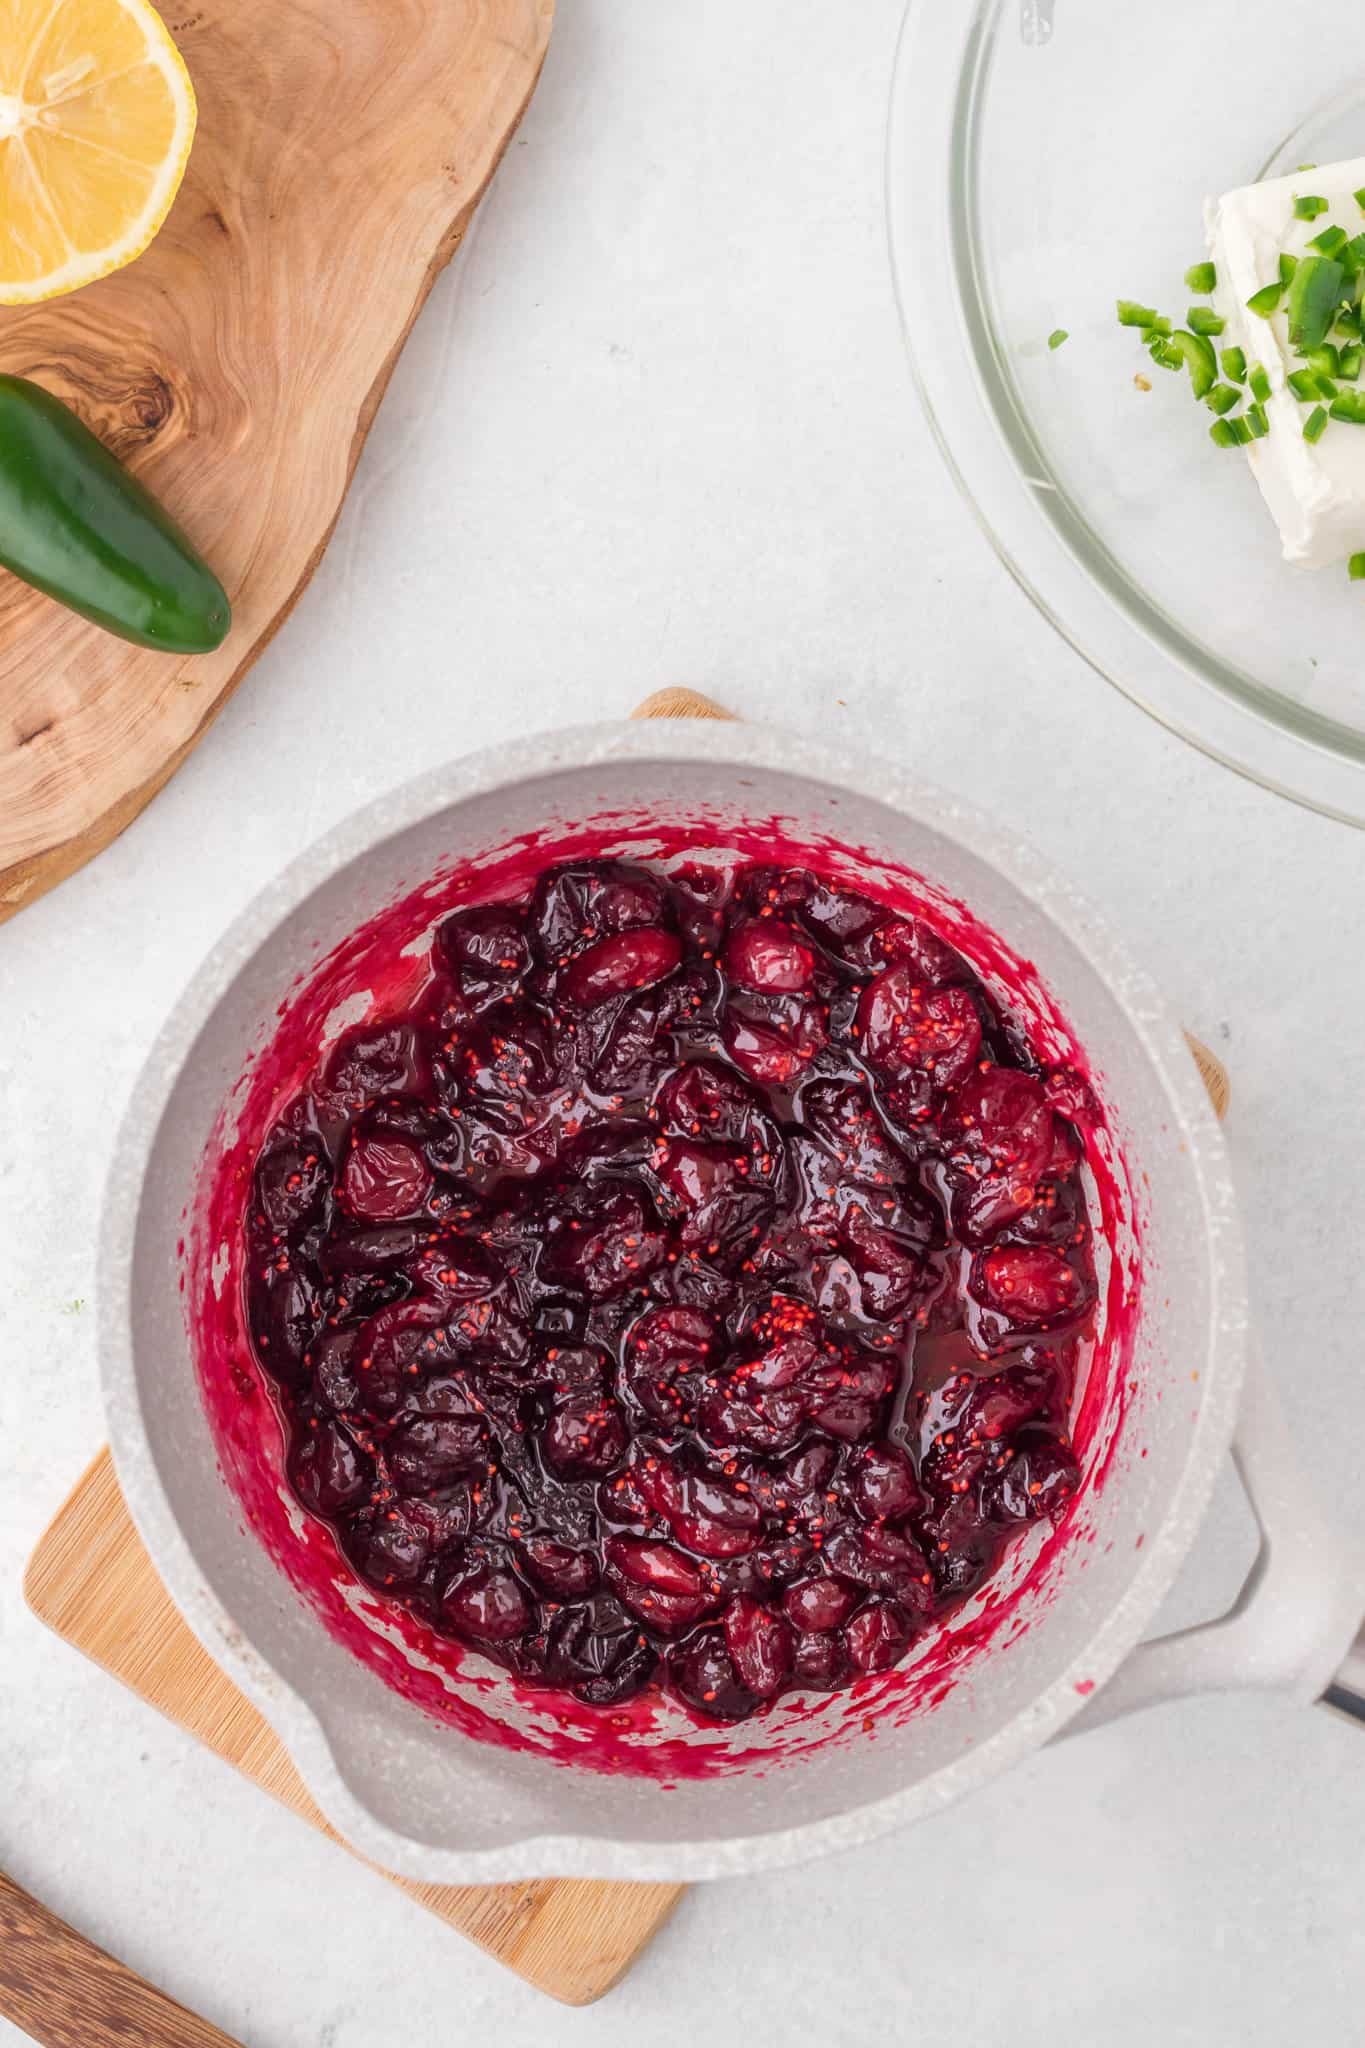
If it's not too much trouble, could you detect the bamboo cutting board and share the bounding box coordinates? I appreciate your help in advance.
[0,0,553,926]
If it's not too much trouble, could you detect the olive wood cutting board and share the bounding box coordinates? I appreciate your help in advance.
[0,0,553,926]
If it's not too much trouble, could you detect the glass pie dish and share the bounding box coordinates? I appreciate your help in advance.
[888,0,1365,824]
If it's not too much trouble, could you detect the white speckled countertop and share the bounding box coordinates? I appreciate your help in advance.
[3,3,1364,2041]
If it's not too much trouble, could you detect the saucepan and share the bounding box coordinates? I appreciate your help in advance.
[99,718,1365,1883]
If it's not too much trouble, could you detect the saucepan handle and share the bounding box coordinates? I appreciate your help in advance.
[1062,1345,1365,1738]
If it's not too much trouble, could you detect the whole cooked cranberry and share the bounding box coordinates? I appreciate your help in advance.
[874,915,968,987]
[798,1079,911,1189]
[849,1443,925,1522]
[410,1238,499,1302]
[670,1629,757,1721]
[723,1596,794,1696]
[734,1329,822,1391]
[542,1393,629,1478]
[837,1207,926,1321]
[571,1636,658,1707]
[724,918,816,993]
[441,1560,531,1641]
[388,1414,486,1493]
[254,1128,331,1234]
[722,994,827,1087]
[522,1540,600,1597]
[782,1573,856,1632]
[351,1507,435,1588]
[323,1022,430,1112]
[545,1593,637,1680]
[845,1600,914,1675]
[985,1437,1080,1523]
[699,1383,806,1454]
[780,1440,840,1497]
[945,1066,1054,1243]
[436,902,531,997]
[461,1013,565,1103]
[651,1136,776,1265]
[921,1490,1001,1599]
[338,1135,433,1221]
[530,860,668,959]
[803,1349,894,1443]
[588,971,709,1092]
[1009,1174,1085,1249]
[791,1628,850,1690]
[405,1486,474,1550]
[796,879,883,959]
[857,970,982,1090]
[543,1185,667,1298]
[824,1522,933,1608]
[923,1358,1054,1455]
[290,1420,372,1514]
[651,1135,743,1209]
[252,1264,323,1377]
[559,927,682,1009]
[606,1537,714,1632]
[623,1305,715,1420]
[312,1328,362,1414]
[1044,1067,1102,1126]
[655,1059,765,1143]
[666,1466,763,1559]
[971,1245,1089,1330]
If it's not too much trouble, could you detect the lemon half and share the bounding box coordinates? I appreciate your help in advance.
[0,0,196,304]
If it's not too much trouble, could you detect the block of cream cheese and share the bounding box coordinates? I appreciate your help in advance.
[1207,154,1365,569]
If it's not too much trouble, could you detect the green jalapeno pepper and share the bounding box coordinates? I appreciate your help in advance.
[0,374,230,653]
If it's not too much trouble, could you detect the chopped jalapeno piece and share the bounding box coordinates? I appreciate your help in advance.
[1286,256,1345,350]
[1247,282,1285,317]
[1167,328,1217,398]
[1117,299,1158,327]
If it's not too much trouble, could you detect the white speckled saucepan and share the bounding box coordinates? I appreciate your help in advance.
[100,720,1365,1883]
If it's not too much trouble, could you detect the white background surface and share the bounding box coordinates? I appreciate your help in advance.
[3,3,1364,2042]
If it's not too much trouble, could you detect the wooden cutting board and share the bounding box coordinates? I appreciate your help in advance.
[0,0,553,926]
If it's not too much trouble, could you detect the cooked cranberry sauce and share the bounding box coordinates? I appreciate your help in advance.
[244,860,1095,1721]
